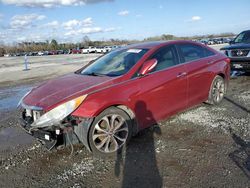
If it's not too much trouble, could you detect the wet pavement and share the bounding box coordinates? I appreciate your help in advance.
[0,127,34,153]
[0,85,32,111]
[0,85,35,155]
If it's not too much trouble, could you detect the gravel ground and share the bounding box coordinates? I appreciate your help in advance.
[0,48,250,187]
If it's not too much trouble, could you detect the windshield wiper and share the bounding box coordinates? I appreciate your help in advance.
[83,72,106,77]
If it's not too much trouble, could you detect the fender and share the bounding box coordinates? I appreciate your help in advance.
[72,78,140,118]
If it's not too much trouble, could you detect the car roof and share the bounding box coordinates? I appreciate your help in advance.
[126,41,166,49]
[241,30,250,33]
[124,40,203,50]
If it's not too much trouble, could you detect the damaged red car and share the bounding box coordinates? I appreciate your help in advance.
[19,41,230,157]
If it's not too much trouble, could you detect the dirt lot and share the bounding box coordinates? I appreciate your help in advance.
[0,47,250,187]
[0,54,101,88]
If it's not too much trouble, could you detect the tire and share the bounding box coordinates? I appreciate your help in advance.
[88,107,132,157]
[207,75,226,105]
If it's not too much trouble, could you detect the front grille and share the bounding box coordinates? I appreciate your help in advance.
[231,61,250,69]
[231,49,250,57]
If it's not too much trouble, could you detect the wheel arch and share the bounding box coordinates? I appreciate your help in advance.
[86,104,138,154]
[216,72,228,91]
[116,105,139,136]
[217,72,225,79]
[206,74,226,105]
[94,104,139,136]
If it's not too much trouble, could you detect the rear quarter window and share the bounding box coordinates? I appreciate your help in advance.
[204,48,216,57]
[178,43,215,63]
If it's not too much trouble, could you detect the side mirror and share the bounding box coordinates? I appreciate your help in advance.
[139,59,158,76]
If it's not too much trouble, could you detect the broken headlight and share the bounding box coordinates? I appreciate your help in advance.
[31,95,87,128]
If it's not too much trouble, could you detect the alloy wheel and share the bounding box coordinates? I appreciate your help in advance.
[92,114,129,153]
[212,79,225,103]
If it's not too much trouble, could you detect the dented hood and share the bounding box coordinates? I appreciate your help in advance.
[22,73,115,111]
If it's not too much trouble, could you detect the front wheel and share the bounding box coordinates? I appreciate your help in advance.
[88,107,132,157]
[207,75,226,105]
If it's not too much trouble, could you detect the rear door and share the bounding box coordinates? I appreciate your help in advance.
[131,45,188,128]
[177,43,216,107]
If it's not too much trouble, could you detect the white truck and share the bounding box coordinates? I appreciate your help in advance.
[82,46,97,53]
[95,46,112,53]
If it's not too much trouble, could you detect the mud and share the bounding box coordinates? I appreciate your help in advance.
[0,127,34,153]
[0,85,33,111]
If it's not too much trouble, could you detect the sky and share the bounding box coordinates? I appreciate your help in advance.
[0,0,250,44]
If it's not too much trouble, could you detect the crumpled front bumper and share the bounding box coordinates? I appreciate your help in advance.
[19,109,94,151]
[19,117,58,150]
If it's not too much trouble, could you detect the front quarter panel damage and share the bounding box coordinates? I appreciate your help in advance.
[73,118,94,151]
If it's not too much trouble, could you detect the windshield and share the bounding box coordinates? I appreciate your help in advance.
[234,31,250,43]
[81,48,148,77]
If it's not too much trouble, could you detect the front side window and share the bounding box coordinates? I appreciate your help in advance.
[150,46,178,72]
[178,44,205,63]
[234,31,250,43]
[81,48,148,76]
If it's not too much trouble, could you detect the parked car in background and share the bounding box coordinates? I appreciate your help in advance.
[220,30,250,72]
[57,50,64,55]
[207,39,215,45]
[82,46,97,53]
[19,41,230,157]
[213,38,223,44]
[4,53,11,57]
[111,45,120,51]
[63,50,70,54]
[48,50,57,55]
[95,46,112,53]
[70,49,81,54]
[95,47,105,53]
[199,39,208,45]
[222,38,231,44]
[104,46,112,53]
[38,51,45,56]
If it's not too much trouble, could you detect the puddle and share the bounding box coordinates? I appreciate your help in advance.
[0,126,34,152]
[0,85,33,111]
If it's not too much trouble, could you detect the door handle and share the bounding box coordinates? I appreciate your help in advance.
[177,72,187,78]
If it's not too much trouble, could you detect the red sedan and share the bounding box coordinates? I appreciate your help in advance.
[19,41,230,156]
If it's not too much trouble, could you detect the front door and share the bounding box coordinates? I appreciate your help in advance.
[131,45,188,129]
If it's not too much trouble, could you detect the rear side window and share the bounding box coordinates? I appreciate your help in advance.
[178,44,205,62]
[204,48,215,57]
[178,43,215,63]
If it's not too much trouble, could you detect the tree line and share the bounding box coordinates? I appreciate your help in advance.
[0,32,235,57]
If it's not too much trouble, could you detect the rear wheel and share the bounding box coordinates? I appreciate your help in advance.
[207,75,226,105]
[88,107,132,157]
